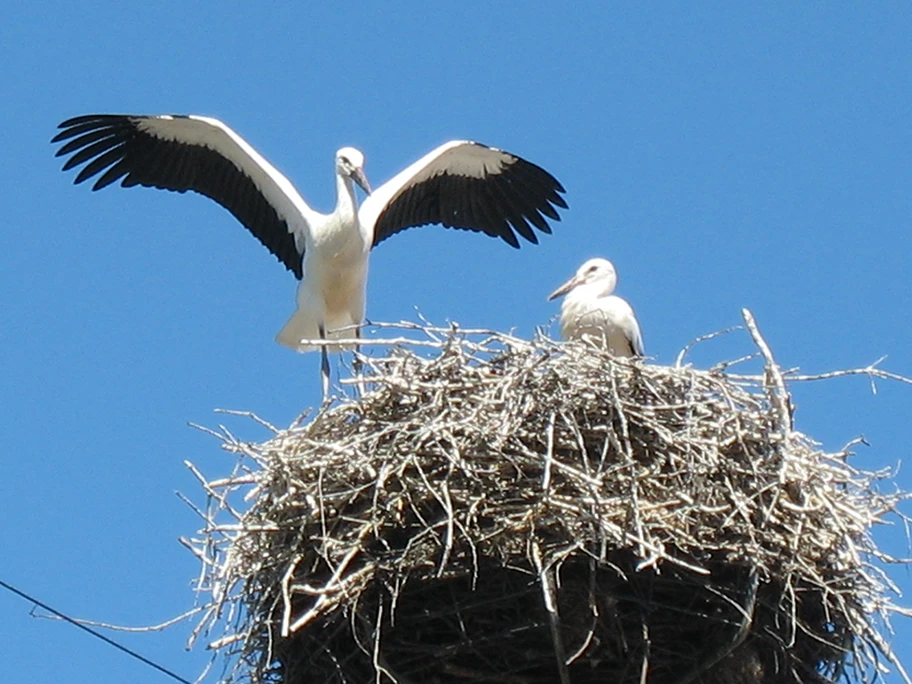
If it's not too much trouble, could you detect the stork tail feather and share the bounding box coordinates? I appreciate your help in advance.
[275,309,360,353]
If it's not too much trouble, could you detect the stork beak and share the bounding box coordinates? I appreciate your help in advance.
[547,275,581,301]
[353,168,371,195]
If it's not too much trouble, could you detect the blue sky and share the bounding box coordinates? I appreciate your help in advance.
[2,3,911,682]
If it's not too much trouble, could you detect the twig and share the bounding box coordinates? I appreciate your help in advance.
[32,606,204,633]
[533,543,571,684]
[741,308,792,435]
[675,325,743,368]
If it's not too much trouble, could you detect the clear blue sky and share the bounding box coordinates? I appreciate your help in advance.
[2,3,911,682]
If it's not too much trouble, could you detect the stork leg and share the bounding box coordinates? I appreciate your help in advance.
[353,325,366,398]
[318,323,331,402]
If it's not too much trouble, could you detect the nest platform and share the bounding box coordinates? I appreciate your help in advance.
[186,316,909,684]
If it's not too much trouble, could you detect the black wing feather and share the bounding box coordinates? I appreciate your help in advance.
[53,115,304,278]
[62,137,124,171]
[371,144,566,248]
[468,183,518,247]
[55,128,120,156]
[93,159,132,190]
[491,175,539,245]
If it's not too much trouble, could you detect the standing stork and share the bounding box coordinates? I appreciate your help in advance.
[548,258,644,357]
[52,114,567,396]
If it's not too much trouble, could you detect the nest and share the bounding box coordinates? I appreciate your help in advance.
[186,314,910,684]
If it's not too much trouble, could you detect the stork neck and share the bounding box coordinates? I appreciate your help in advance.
[568,279,616,304]
[334,173,359,223]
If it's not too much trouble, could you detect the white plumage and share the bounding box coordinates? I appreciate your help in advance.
[548,258,644,357]
[274,146,371,354]
[53,114,567,394]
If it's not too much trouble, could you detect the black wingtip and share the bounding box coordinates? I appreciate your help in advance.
[72,167,95,185]
[57,114,123,128]
[501,230,521,249]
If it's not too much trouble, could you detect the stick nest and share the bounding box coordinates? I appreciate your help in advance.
[187,321,909,684]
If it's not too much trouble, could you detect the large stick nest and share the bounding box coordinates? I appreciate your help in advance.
[186,318,910,684]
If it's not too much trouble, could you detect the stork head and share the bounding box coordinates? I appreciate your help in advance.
[336,147,371,195]
[548,258,618,301]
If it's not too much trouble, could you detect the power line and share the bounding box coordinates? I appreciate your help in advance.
[0,577,192,684]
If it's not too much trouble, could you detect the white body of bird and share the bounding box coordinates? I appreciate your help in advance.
[548,258,644,357]
[276,148,370,351]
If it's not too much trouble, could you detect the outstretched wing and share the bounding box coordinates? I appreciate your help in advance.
[360,140,567,249]
[53,114,315,278]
